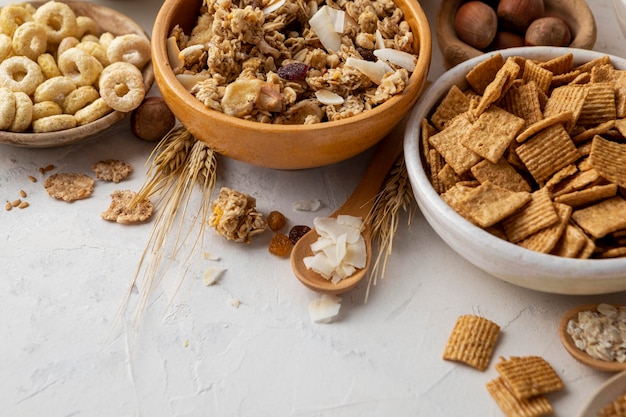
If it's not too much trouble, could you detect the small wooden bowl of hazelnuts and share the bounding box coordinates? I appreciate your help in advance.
[437,0,597,68]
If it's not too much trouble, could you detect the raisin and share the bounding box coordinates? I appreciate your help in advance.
[267,210,287,232]
[277,62,309,81]
[269,233,292,257]
[288,225,311,244]
[357,47,376,61]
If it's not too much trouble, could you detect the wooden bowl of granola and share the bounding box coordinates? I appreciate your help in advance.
[152,0,431,169]
[437,0,597,69]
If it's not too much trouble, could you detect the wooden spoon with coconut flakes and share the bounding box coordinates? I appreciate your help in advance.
[290,131,404,295]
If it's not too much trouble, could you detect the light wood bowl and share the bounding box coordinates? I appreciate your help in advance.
[559,304,626,372]
[152,0,431,169]
[0,1,154,148]
[437,0,597,69]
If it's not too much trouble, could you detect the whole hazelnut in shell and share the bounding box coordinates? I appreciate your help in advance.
[497,0,545,33]
[454,1,498,50]
[130,96,177,141]
[525,16,571,47]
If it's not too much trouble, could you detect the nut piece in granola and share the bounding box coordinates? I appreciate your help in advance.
[91,159,133,183]
[44,172,94,202]
[101,190,154,224]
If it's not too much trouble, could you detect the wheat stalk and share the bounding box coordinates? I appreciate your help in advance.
[364,154,415,302]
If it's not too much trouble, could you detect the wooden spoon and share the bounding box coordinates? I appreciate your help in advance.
[558,303,626,372]
[290,131,404,294]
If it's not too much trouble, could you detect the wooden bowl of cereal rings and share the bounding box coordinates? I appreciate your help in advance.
[152,0,431,169]
[0,1,154,147]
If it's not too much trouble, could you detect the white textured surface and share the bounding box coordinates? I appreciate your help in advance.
[1,1,625,416]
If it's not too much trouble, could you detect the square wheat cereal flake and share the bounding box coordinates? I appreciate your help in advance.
[522,60,553,93]
[502,187,559,243]
[543,84,588,132]
[571,196,626,239]
[466,53,505,95]
[442,315,500,371]
[429,113,481,175]
[577,82,617,126]
[554,183,618,208]
[486,377,554,417]
[501,81,544,130]
[518,203,571,253]
[463,106,525,163]
[471,159,531,192]
[589,135,626,187]
[538,52,574,75]
[495,356,564,400]
[551,222,594,258]
[457,181,532,228]
[430,85,470,130]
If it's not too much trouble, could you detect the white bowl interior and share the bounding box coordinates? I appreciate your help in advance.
[404,46,626,295]
[615,0,626,39]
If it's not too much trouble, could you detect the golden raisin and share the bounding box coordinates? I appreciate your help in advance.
[267,210,287,232]
[268,233,292,257]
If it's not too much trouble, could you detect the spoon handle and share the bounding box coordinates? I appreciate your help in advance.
[333,129,405,218]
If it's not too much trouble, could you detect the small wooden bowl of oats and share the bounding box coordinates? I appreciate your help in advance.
[0,1,154,148]
[437,0,597,69]
[152,0,431,169]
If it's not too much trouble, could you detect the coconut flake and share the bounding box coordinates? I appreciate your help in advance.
[345,57,391,84]
[374,29,386,50]
[176,73,210,91]
[308,294,342,323]
[315,89,344,105]
[203,266,226,286]
[325,6,345,33]
[262,0,286,15]
[166,36,184,72]
[293,198,322,212]
[309,6,342,52]
[373,48,417,72]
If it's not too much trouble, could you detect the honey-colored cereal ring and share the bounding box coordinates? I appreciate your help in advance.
[0,56,44,95]
[76,15,98,39]
[74,97,112,125]
[106,33,151,69]
[56,36,79,59]
[32,114,76,132]
[0,33,11,61]
[63,85,99,115]
[12,21,48,61]
[37,53,62,79]
[33,75,76,104]
[33,1,77,44]
[98,32,115,50]
[0,87,16,130]
[98,61,145,112]
[0,4,33,37]
[76,40,109,66]
[32,100,62,121]
[9,91,33,132]
[57,47,103,87]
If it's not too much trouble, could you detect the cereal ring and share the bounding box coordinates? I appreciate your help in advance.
[32,100,63,121]
[34,76,76,104]
[9,91,33,132]
[32,114,76,133]
[33,1,78,44]
[76,40,109,66]
[0,4,33,36]
[81,34,100,44]
[12,21,48,60]
[57,47,103,87]
[0,33,12,61]
[106,33,151,69]
[62,85,99,115]
[74,97,112,125]
[0,87,16,130]
[56,36,79,58]
[0,56,44,95]
[37,53,62,79]
[76,15,98,39]
[98,62,145,112]
[99,32,114,49]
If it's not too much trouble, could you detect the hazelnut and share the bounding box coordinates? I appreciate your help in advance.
[497,0,545,33]
[130,96,177,141]
[489,31,525,50]
[454,1,498,50]
[525,16,572,47]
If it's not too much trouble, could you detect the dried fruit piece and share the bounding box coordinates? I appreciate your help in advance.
[268,233,292,256]
[289,225,311,244]
[267,210,287,232]
[277,62,309,81]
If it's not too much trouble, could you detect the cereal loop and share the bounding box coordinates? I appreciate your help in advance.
[74,97,112,125]
[34,76,76,104]
[37,53,62,79]
[32,100,63,121]
[58,47,103,87]
[33,1,78,44]
[0,4,33,37]
[0,87,16,130]
[77,40,109,66]
[12,21,48,61]
[0,33,11,61]
[63,85,99,115]
[0,56,44,95]
[10,91,33,132]
[76,15,98,39]
[56,36,79,59]
[106,33,151,69]
[32,114,76,132]
[99,61,145,112]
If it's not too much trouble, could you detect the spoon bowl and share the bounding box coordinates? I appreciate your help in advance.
[290,131,405,294]
[558,303,626,372]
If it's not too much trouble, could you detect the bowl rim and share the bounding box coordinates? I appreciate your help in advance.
[151,0,432,134]
[404,46,626,294]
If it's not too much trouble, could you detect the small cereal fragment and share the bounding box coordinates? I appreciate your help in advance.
[91,159,133,183]
[266,210,287,232]
[268,233,292,256]
[442,315,501,371]
[495,356,564,400]
[101,190,154,224]
[486,377,554,417]
[44,173,94,202]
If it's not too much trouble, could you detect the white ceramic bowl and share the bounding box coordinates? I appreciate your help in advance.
[576,371,626,417]
[404,46,626,295]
